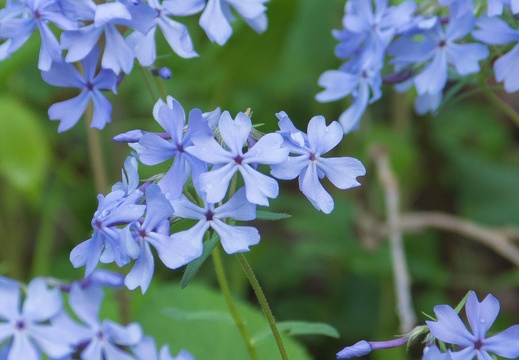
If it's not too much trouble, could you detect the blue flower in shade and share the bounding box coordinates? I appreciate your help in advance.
[389,12,488,95]
[61,1,155,74]
[389,10,488,96]
[427,291,519,359]
[271,112,366,214]
[70,187,146,277]
[316,51,382,133]
[64,284,143,360]
[0,277,75,360]
[422,345,452,360]
[487,0,519,15]
[473,16,519,92]
[41,46,117,132]
[438,0,474,18]
[122,184,198,293]
[132,336,195,360]
[335,0,416,66]
[126,0,204,66]
[0,0,77,70]
[186,111,289,206]
[129,96,213,200]
[199,0,269,45]
[169,187,259,256]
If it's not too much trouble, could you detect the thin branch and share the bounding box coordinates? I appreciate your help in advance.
[371,146,417,333]
[389,212,519,268]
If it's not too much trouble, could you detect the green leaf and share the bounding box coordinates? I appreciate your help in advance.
[135,282,312,360]
[181,232,220,288]
[256,210,292,221]
[253,321,340,342]
[163,308,233,323]
[0,95,50,200]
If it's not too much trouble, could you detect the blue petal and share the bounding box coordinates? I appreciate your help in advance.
[307,116,343,155]
[494,44,519,93]
[214,187,256,221]
[62,25,103,63]
[219,111,251,155]
[211,220,260,254]
[426,305,474,346]
[199,162,237,203]
[465,291,499,340]
[102,24,134,74]
[158,16,198,58]
[270,155,308,181]
[485,325,519,358]
[315,70,358,102]
[90,89,113,130]
[125,242,155,293]
[317,157,365,190]
[245,133,288,165]
[299,163,334,214]
[48,91,90,132]
[200,0,233,45]
[239,164,279,206]
[143,184,174,231]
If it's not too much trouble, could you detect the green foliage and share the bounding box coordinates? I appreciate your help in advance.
[135,282,312,360]
[0,95,50,200]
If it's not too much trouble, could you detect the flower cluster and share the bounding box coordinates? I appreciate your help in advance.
[336,290,519,360]
[317,0,519,133]
[0,0,269,132]
[71,96,366,292]
[0,272,194,360]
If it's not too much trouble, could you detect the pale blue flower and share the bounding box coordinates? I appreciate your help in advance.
[473,16,519,92]
[422,345,452,360]
[130,96,212,199]
[133,336,195,360]
[199,0,269,45]
[65,284,142,360]
[169,187,259,255]
[41,46,117,132]
[427,291,519,359]
[0,0,77,70]
[0,277,75,360]
[70,188,145,276]
[389,11,488,95]
[186,111,288,206]
[271,112,366,214]
[126,0,204,66]
[123,184,198,293]
[61,1,155,74]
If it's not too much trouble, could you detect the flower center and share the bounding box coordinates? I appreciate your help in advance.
[205,210,214,221]
[474,339,484,350]
[15,320,26,331]
[234,155,244,165]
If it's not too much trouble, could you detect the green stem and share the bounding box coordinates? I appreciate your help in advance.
[85,103,108,194]
[236,253,289,360]
[484,91,519,128]
[153,75,169,100]
[212,246,259,360]
[139,65,157,102]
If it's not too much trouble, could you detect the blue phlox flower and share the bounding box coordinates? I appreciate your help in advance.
[112,156,141,196]
[438,0,474,18]
[427,291,519,359]
[42,46,117,132]
[60,1,154,74]
[316,50,383,133]
[123,184,198,293]
[0,0,78,70]
[126,0,204,66]
[473,16,519,92]
[130,96,213,199]
[422,345,453,360]
[389,11,488,96]
[169,187,259,256]
[0,277,76,360]
[271,112,366,214]
[65,284,143,360]
[186,111,289,206]
[199,0,269,45]
[486,0,519,15]
[70,188,146,277]
[340,0,416,59]
[132,336,195,360]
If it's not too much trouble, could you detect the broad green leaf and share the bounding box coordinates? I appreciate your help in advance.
[135,282,312,360]
[253,321,340,342]
[256,210,292,221]
[181,233,220,288]
[0,95,50,200]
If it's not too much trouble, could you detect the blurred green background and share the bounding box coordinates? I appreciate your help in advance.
[1,0,519,359]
